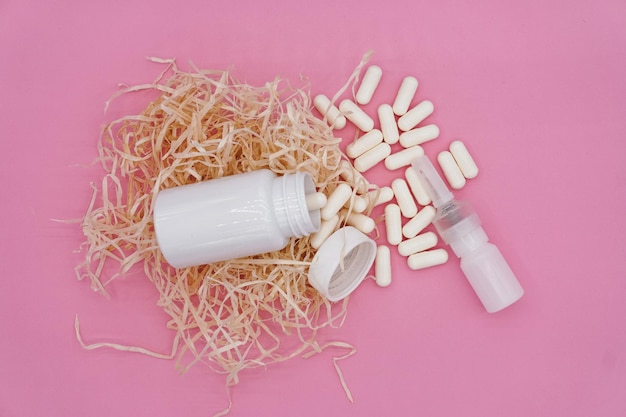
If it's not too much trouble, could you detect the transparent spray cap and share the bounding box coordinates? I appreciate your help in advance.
[411,154,454,209]
[411,155,524,313]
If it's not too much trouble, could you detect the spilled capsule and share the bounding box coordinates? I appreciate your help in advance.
[310,215,339,249]
[398,231,438,257]
[384,146,424,171]
[393,76,419,116]
[346,129,383,159]
[356,65,383,105]
[402,205,436,239]
[404,167,432,206]
[384,204,402,245]
[375,245,392,287]
[340,99,375,132]
[399,124,440,148]
[365,186,394,207]
[354,142,392,172]
[391,178,418,218]
[314,94,346,129]
[378,104,399,144]
[438,151,466,190]
[345,211,376,234]
[407,249,449,270]
[449,140,479,179]
[397,100,434,132]
[305,192,327,211]
[321,184,352,220]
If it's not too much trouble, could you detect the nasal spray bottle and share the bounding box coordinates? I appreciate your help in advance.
[412,155,524,313]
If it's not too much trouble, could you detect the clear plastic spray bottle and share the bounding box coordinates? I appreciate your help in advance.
[412,155,524,313]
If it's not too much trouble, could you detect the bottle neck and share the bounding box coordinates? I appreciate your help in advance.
[434,200,488,258]
[272,172,320,238]
[449,226,489,258]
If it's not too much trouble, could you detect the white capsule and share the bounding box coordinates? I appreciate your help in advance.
[345,195,368,213]
[377,104,399,145]
[399,124,440,148]
[338,160,369,194]
[305,192,327,211]
[321,183,353,220]
[402,205,436,239]
[354,142,391,172]
[384,146,424,171]
[450,140,479,179]
[365,186,394,207]
[384,204,402,245]
[397,100,434,132]
[407,249,449,270]
[346,129,383,159]
[375,245,392,287]
[310,215,339,249]
[404,167,431,206]
[438,151,466,190]
[345,212,376,234]
[391,178,418,218]
[313,94,346,129]
[393,76,418,116]
[356,65,383,105]
[398,231,438,257]
[339,99,374,132]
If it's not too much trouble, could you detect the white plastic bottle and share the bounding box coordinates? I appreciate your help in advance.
[153,170,321,268]
[412,156,524,313]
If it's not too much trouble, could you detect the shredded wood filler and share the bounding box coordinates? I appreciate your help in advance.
[76,56,374,396]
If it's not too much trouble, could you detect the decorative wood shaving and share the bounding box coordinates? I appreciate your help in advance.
[76,55,374,396]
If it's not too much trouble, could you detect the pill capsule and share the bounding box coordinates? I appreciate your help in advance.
[310,215,339,249]
[345,211,376,234]
[407,249,449,270]
[345,195,368,213]
[356,65,383,105]
[346,129,383,159]
[393,76,419,116]
[305,192,327,211]
[378,104,399,145]
[402,205,436,239]
[399,124,440,148]
[365,186,394,207]
[339,99,375,132]
[384,146,425,171]
[397,100,434,132]
[338,160,369,193]
[384,204,402,245]
[438,151,466,190]
[321,183,353,220]
[398,231,438,257]
[375,245,392,287]
[354,142,392,172]
[391,178,418,218]
[404,167,431,206]
[314,94,347,129]
[449,140,479,179]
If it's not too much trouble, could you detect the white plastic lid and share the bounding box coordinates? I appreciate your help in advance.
[308,226,377,302]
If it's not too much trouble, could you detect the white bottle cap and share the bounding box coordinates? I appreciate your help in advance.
[308,226,376,302]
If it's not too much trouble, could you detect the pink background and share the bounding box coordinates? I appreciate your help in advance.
[1,0,625,416]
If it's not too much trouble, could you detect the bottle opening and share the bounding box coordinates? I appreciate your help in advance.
[302,173,321,232]
[273,171,320,238]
